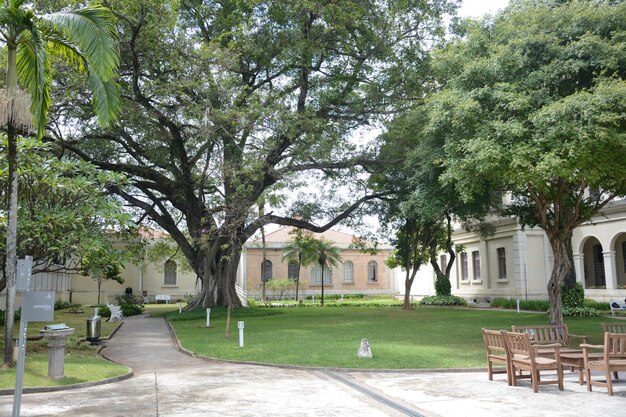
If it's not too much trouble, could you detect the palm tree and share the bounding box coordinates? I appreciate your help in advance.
[311,238,342,306]
[1,1,120,366]
[281,229,316,302]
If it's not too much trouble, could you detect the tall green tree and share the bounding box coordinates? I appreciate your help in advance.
[281,228,317,302]
[0,136,136,288]
[419,1,626,324]
[310,238,342,306]
[52,0,456,309]
[0,1,120,365]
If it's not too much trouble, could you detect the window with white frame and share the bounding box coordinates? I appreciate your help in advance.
[472,251,481,280]
[261,260,272,282]
[164,260,177,286]
[368,260,378,282]
[310,265,332,285]
[460,252,469,280]
[343,261,354,283]
[497,247,507,279]
[288,261,299,280]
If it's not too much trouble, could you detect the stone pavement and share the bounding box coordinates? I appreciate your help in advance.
[1,315,624,417]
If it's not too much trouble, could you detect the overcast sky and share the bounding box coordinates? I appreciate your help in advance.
[458,0,510,18]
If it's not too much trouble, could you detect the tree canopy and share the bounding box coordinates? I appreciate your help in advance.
[50,0,457,308]
[410,0,626,323]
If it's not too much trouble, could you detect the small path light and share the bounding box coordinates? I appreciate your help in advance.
[238,321,245,347]
[206,308,211,327]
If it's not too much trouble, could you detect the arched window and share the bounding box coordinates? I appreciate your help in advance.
[310,265,332,285]
[288,261,299,279]
[164,260,177,286]
[368,260,378,282]
[261,260,272,282]
[343,261,354,283]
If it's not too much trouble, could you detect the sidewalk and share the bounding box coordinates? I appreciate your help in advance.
[1,315,624,416]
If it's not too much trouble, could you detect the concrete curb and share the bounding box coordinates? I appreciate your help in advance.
[165,320,487,374]
[0,321,133,396]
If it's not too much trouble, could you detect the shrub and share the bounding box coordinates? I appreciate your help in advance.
[182,293,195,304]
[434,274,452,296]
[114,293,142,305]
[584,299,611,311]
[561,282,584,309]
[97,305,111,317]
[121,304,144,317]
[67,303,83,313]
[491,298,550,312]
[420,295,466,306]
[54,300,73,310]
[563,306,599,317]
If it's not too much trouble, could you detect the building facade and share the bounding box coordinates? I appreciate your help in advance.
[241,227,395,299]
[399,199,626,303]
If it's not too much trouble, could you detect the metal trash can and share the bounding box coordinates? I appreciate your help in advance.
[86,316,101,345]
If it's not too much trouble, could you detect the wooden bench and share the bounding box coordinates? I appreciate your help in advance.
[482,329,512,385]
[511,324,587,349]
[609,299,626,316]
[601,322,626,333]
[155,294,171,304]
[503,331,564,393]
[582,332,626,396]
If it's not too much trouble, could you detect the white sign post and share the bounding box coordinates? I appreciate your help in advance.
[14,256,55,417]
[206,308,211,327]
[238,321,244,347]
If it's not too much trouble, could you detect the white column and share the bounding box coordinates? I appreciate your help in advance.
[573,253,584,285]
[480,240,489,288]
[603,251,617,290]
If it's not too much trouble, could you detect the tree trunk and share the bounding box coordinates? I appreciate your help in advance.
[403,267,418,310]
[4,44,19,366]
[4,122,18,366]
[547,236,572,325]
[563,232,577,290]
[186,244,243,309]
[320,262,325,306]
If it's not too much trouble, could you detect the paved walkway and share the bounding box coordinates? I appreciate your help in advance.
[1,315,624,416]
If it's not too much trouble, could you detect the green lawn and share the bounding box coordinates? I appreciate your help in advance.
[0,307,138,390]
[168,306,615,369]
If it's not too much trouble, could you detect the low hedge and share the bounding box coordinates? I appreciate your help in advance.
[491,298,550,312]
[420,295,467,306]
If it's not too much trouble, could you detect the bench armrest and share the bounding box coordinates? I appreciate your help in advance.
[569,333,588,344]
[580,343,603,349]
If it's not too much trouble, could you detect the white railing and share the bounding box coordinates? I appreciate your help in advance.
[236,284,248,307]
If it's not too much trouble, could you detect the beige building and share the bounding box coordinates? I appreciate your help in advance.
[400,199,626,303]
[241,227,395,299]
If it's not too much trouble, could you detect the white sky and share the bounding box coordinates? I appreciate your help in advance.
[458,0,511,18]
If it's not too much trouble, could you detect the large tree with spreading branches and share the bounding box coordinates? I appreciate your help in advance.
[50,0,457,308]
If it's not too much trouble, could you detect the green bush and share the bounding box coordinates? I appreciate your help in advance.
[584,299,611,311]
[121,304,144,316]
[434,274,452,296]
[563,306,599,317]
[97,305,111,317]
[491,298,550,312]
[114,293,142,305]
[54,300,73,310]
[182,293,195,304]
[420,295,466,306]
[561,282,585,309]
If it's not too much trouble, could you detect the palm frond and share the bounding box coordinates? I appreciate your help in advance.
[87,71,120,127]
[16,26,50,138]
[41,5,119,81]
[44,30,86,74]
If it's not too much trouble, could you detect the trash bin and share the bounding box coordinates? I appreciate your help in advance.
[86,316,101,345]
